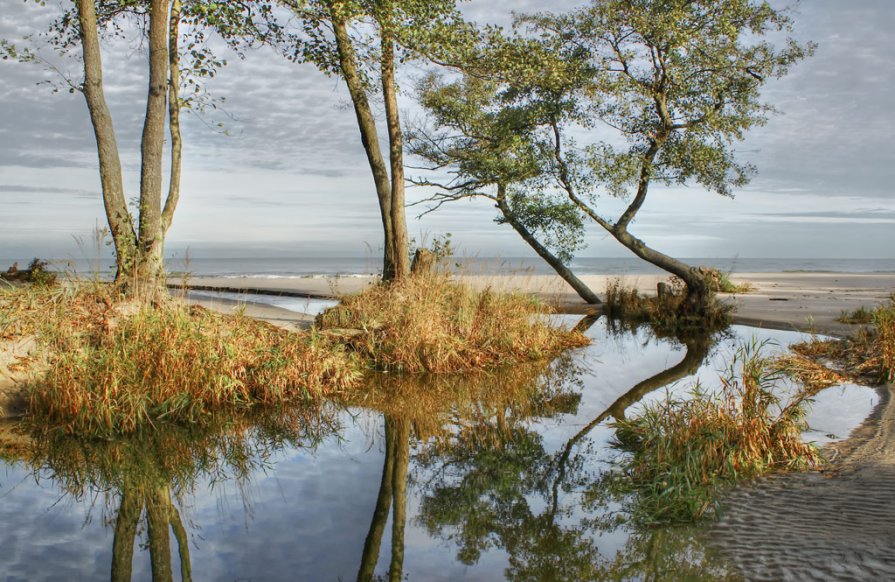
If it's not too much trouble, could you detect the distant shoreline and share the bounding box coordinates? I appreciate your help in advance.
[172,271,895,338]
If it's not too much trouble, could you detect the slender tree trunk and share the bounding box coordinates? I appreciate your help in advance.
[75,0,137,282]
[388,418,410,582]
[357,416,396,582]
[136,0,171,290]
[147,487,174,582]
[111,487,144,582]
[161,0,183,236]
[496,189,600,304]
[380,34,410,280]
[167,490,193,582]
[331,13,400,281]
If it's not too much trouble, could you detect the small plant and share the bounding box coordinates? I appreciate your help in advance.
[317,274,589,373]
[836,306,874,325]
[1,258,58,286]
[609,341,821,523]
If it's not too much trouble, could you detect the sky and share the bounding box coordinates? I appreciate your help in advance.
[0,0,894,261]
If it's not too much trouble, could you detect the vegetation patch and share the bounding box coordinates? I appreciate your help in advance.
[836,306,874,325]
[603,278,732,336]
[1,284,361,436]
[696,267,754,294]
[317,274,590,373]
[608,342,821,523]
[782,296,895,387]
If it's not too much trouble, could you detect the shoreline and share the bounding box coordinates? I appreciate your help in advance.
[171,271,895,337]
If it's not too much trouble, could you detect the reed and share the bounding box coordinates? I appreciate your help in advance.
[603,278,731,335]
[610,341,821,523]
[316,273,589,373]
[3,284,361,435]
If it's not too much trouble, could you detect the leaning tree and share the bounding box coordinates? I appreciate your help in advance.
[520,0,814,311]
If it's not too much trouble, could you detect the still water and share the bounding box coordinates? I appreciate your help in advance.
[0,320,878,581]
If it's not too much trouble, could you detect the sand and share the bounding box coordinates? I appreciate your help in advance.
[710,383,895,580]
[171,271,895,337]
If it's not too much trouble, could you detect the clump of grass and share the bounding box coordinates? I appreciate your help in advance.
[1,258,57,286]
[317,274,589,373]
[785,297,895,386]
[4,284,361,435]
[836,306,874,325]
[603,278,731,335]
[610,341,821,523]
[696,267,754,294]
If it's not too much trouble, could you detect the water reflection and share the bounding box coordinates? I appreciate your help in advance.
[0,321,808,580]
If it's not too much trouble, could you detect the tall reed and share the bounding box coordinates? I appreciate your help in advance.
[610,341,821,523]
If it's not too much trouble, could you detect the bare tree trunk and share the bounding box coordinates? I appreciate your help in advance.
[167,490,193,582]
[111,487,144,582]
[357,416,396,582]
[147,486,174,582]
[161,0,183,236]
[496,189,601,305]
[612,227,708,313]
[136,0,171,290]
[388,418,410,582]
[331,13,399,281]
[75,0,137,282]
[380,34,410,280]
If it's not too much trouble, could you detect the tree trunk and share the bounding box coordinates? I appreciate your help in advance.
[167,491,193,582]
[111,487,144,582]
[357,415,396,582]
[331,14,400,281]
[612,227,708,313]
[388,418,410,582]
[75,0,136,282]
[136,0,171,290]
[147,487,174,582]
[496,193,601,305]
[380,33,410,280]
[161,0,183,237]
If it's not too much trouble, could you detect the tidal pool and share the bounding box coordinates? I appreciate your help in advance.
[0,319,877,581]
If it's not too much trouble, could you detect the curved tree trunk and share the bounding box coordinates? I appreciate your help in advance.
[75,0,137,282]
[496,191,601,305]
[161,0,183,237]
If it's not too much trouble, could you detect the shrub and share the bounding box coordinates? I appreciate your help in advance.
[609,341,821,523]
[317,274,589,373]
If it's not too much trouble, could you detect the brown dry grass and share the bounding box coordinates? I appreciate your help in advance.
[317,274,590,373]
[2,284,361,435]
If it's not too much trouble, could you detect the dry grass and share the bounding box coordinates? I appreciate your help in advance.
[836,306,874,325]
[610,341,821,523]
[2,284,361,435]
[316,274,589,373]
[603,278,731,335]
[783,297,895,386]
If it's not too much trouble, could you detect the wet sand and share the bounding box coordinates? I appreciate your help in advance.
[711,383,895,581]
[171,271,895,337]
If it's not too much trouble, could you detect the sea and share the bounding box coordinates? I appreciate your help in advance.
[2,256,894,279]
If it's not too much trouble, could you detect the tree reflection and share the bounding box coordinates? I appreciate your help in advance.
[408,325,730,580]
[9,406,340,582]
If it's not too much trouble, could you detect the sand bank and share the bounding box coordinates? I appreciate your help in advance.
[171,271,895,337]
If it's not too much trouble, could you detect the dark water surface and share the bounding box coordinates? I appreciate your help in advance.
[0,321,878,581]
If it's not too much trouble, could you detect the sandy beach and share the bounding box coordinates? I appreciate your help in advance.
[173,271,895,337]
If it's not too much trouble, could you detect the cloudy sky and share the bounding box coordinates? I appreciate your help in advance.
[1,0,893,261]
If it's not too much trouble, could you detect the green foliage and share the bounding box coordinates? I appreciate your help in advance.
[608,341,822,523]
